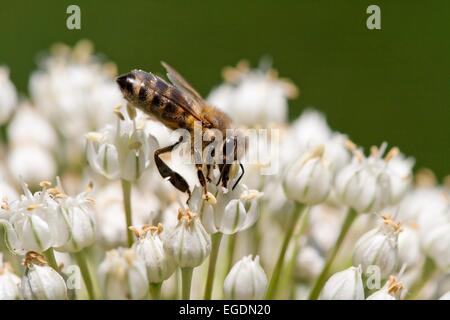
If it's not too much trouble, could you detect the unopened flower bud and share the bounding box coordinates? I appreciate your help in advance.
[20,252,68,300]
[319,266,364,300]
[284,145,332,205]
[98,248,148,300]
[131,224,176,283]
[165,208,211,268]
[224,255,268,299]
[353,215,400,278]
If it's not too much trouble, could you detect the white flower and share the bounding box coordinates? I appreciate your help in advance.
[86,105,158,181]
[335,143,398,213]
[29,41,122,147]
[207,60,297,127]
[290,109,332,151]
[353,214,400,278]
[0,254,21,300]
[98,248,148,300]
[223,255,268,299]
[0,181,68,254]
[385,154,414,203]
[396,182,448,236]
[422,223,450,271]
[131,223,176,284]
[283,145,333,205]
[51,179,96,253]
[193,183,262,235]
[319,266,365,300]
[0,66,18,124]
[308,204,346,252]
[20,252,67,300]
[7,145,57,187]
[164,208,211,268]
[366,276,403,300]
[283,110,350,175]
[295,245,325,281]
[397,225,423,269]
[7,102,58,150]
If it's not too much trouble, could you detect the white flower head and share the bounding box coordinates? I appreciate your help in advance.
[130,223,177,283]
[207,60,298,128]
[224,255,268,300]
[0,181,69,254]
[86,104,158,181]
[319,265,365,300]
[29,40,122,144]
[164,208,211,268]
[20,251,67,300]
[98,247,148,300]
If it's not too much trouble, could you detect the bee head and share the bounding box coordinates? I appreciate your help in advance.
[116,70,148,102]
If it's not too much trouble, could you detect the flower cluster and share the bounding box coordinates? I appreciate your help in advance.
[0,42,449,301]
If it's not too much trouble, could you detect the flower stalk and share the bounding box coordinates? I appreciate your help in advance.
[181,267,193,300]
[73,250,96,300]
[149,282,162,300]
[121,179,134,247]
[308,207,358,300]
[266,201,305,299]
[204,232,223,300]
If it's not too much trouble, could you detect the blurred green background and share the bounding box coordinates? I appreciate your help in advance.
[0,0,449,177]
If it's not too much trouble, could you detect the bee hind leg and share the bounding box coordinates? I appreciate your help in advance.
[154,138,191,202]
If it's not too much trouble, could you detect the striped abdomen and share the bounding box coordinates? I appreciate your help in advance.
[117,70,197,131]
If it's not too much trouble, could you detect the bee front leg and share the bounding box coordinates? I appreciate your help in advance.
[154,138,191,202]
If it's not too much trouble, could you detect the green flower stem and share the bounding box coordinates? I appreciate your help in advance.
[278,208,309,299]
[308,207,358,300]
[120,179,134,247]
[266,202,305,299]
[43,248,59,271]
[181,267,194,300]
[225,234,237,275]
[409,257,437,300]
[204,232,223,300]
[73,249,97,300]
[149,282,162,300]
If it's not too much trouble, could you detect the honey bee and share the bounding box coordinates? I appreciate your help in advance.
[116,62,245,201]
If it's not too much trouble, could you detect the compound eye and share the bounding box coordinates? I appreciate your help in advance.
[116,73,135,93]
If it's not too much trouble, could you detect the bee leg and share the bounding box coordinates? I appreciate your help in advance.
[206,165,212,183]
[193,147,209,198]
[217,163,231,189]
[154,138,191,202]
[232,163,245,190]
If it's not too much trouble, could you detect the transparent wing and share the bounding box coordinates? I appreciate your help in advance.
[161,61,206,109]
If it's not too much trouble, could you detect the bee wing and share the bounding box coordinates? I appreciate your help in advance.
[161,61,207,109]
